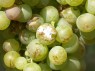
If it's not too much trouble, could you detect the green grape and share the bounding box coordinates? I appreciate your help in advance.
[68,41,85,59]
[0,0,15,8]
[23,63,41,71]
[62,34,79,53]
[26,39,48,61]
[19,29,36,45]
[61,58,81,71]
[57,18,72,28]
[85,0,95,14]
[66,0,83,6]
[39,62,52,71]
[80,29,95,40]
[60,7,80,25]
[3,39,20,52]
[40,6,59,23]
[17,4,32,22]
[36,0,50,8]
[26,14,44,32]
[49,46,67,65]
[0,11,10,30]
[36,24,57,45]
[5,5,21,20]
[4,51,20,68]
[22,0,40,7]
[47,57,67,70]
[15,57,27,70]
[56,0,67,5]
[79,36,95,45]
[56,24,73,43]
[76,13,95,32]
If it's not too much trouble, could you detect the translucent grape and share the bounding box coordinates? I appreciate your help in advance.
[49,46,67,65]
[85,0,95,14]
[3,39,20,52]
[19,29,36,45]
[0,11,10,30]
[80,29,95,40]
[61,58,81,71]
[56,24,73,43]
[76,13,95,32]
[36,24,57,45]
[62,34,79,53]
[15,57,27,70]
[17,4,32,22]
[60,7,80,25]
[47,57,67,70]
[0,0,15,8]
[68,42,85,59]
[4,51,20,68]
[26,14,44,32]
[39,63,52,71]
[23,63,41,71]
[40,6,59,23]
[57,18,72,28]
[5,5,21,20]
[22,0,40,7]
[26,39,48,61]
[66,0,83,6]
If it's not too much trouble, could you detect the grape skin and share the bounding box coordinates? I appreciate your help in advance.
[49,46,67,65]
[0,11,10,30]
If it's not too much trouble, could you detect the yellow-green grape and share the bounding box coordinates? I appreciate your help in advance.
[60,7,80,25]
[56,24,73,43]
[23,63,41,71]
[57,18,72,27]
[19,29,36,45]
[0,0,15,8]
[76,13,95,32]
[4,51,20,68]
[3,39,20,52]
[26,14,44,32]
[5,5,21,20]
[80,29,95,40]
[17,4,32,22]
[68,41,85,59]
[61,58,81,71]
[40,6,59,23]
[57,0,67,5]
[15,57,27,70]
[26,39,48,61]
[36,23,57,45]
[0,11,10,30]
[85,0,95,14]
[62,34,79,53]
[66,0,83,6]
[39,63,52,71]
[79,36,95,45]
[47,57,67,70]
[49,46,67,65]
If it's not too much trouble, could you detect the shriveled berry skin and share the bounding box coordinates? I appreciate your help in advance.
[36,23,57,45]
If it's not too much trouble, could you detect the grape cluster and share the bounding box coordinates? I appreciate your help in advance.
[1,0,93,71]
